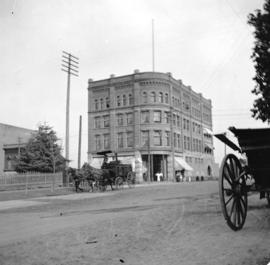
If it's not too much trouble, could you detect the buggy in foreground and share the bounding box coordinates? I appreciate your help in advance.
[215,127,270,231]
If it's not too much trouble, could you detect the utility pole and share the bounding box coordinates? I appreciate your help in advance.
[78,115,82,169]
[61,51,79,168]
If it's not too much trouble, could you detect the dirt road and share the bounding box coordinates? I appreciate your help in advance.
[0,181,269,265]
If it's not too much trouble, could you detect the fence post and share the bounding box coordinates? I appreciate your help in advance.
[25,173,28,195]
[51,173,55,192]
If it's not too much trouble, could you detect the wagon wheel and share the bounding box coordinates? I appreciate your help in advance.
[127,171,136,188]
[115,177,124,190]
[266,192,270,208]
[219,154,248,231]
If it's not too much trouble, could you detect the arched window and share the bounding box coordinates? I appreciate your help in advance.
[158,92,163,103]
[117,96,121,107]
[128,94,133,105]
[150,92,156,103]
[95,99,99,110]
[106,97,110,108]
[100,98,104,110]
[142,92,147,103]
[165,93,169,104]
[123,95,127,106]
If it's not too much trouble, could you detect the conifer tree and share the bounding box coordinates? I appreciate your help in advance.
[15,124,66,172]
[248,0,270,122]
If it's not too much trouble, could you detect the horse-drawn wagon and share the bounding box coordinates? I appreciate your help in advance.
[68,151,136,192]
[215,127,270,230]
[96,150,136,190]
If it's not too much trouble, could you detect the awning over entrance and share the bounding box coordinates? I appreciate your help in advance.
[175,157,193,171]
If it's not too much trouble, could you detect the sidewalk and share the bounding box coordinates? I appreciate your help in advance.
[0,181,183,211]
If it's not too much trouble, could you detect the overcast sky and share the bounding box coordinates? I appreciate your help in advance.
[0,0,267,167]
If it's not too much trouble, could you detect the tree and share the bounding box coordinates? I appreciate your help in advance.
[248,0,270,123]
[15,124,66,173]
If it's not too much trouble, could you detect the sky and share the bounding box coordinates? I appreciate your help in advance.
[0,0,267,167]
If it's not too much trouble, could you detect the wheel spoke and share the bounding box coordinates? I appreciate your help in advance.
[224,165,233,186]
[225,163,234,183]
[229,157,236,180]
[236,198,241,226]
[240,196,247,211]
[229,199,236,218]
[233,199,237,226]
[238,197,244,220]
[225,194,233,206]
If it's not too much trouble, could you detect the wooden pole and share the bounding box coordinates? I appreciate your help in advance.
[78,115,82,169]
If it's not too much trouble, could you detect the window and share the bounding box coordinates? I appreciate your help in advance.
[187,136,191,150]
[117,113,124,126]
[158,92,163,103]
[100,98,104,110]
[165,112,170,124]
[154,130,162,146]
[95,135,101,150]
[128,94,133,105]
[123,95,127,106]
[141,110,150,123]
[142,92,147,103]
[150,92,156,103]
[94,117,101,129]
[118,133,124,148]
[127,132,134,147]
[95,99,99,110]
[165,131,170,146]
[153,111,161,123]
[117,96,121,107]
[141,130,149,147]
[177,115,180,127]
[165,93,169,104]
[104,115,110,127]
[104,134,110,149]
[106,97,110,108]
[173,114,176,126]
[127,113,133,125]
[177,134,181,148]
[174,133,177,147]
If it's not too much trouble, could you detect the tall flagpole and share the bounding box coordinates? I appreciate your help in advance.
[152,19,155,72]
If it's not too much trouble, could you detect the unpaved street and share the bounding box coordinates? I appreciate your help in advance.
[0,181,269,265]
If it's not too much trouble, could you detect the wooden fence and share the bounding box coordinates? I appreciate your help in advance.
[0,172,64,192]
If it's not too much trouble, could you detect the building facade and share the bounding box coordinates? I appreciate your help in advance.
[88,71,217,182]
[0,123,34,174]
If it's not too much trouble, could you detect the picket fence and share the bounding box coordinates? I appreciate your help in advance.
[0,172,64,192]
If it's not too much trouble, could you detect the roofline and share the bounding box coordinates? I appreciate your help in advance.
[88,71,212,102]
[0,123,35,132]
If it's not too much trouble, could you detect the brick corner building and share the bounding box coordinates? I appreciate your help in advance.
[87,71,218,183]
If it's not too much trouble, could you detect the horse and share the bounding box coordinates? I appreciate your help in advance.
[67,167,95,192]
[81,163,115,191]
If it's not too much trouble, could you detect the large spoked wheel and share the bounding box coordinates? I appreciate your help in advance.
[115,177,124,190]
[219,154,248,231]
[127,171,136,188]
[266,192,270,208]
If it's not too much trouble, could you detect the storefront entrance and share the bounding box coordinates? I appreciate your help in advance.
[142,154,168,182]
